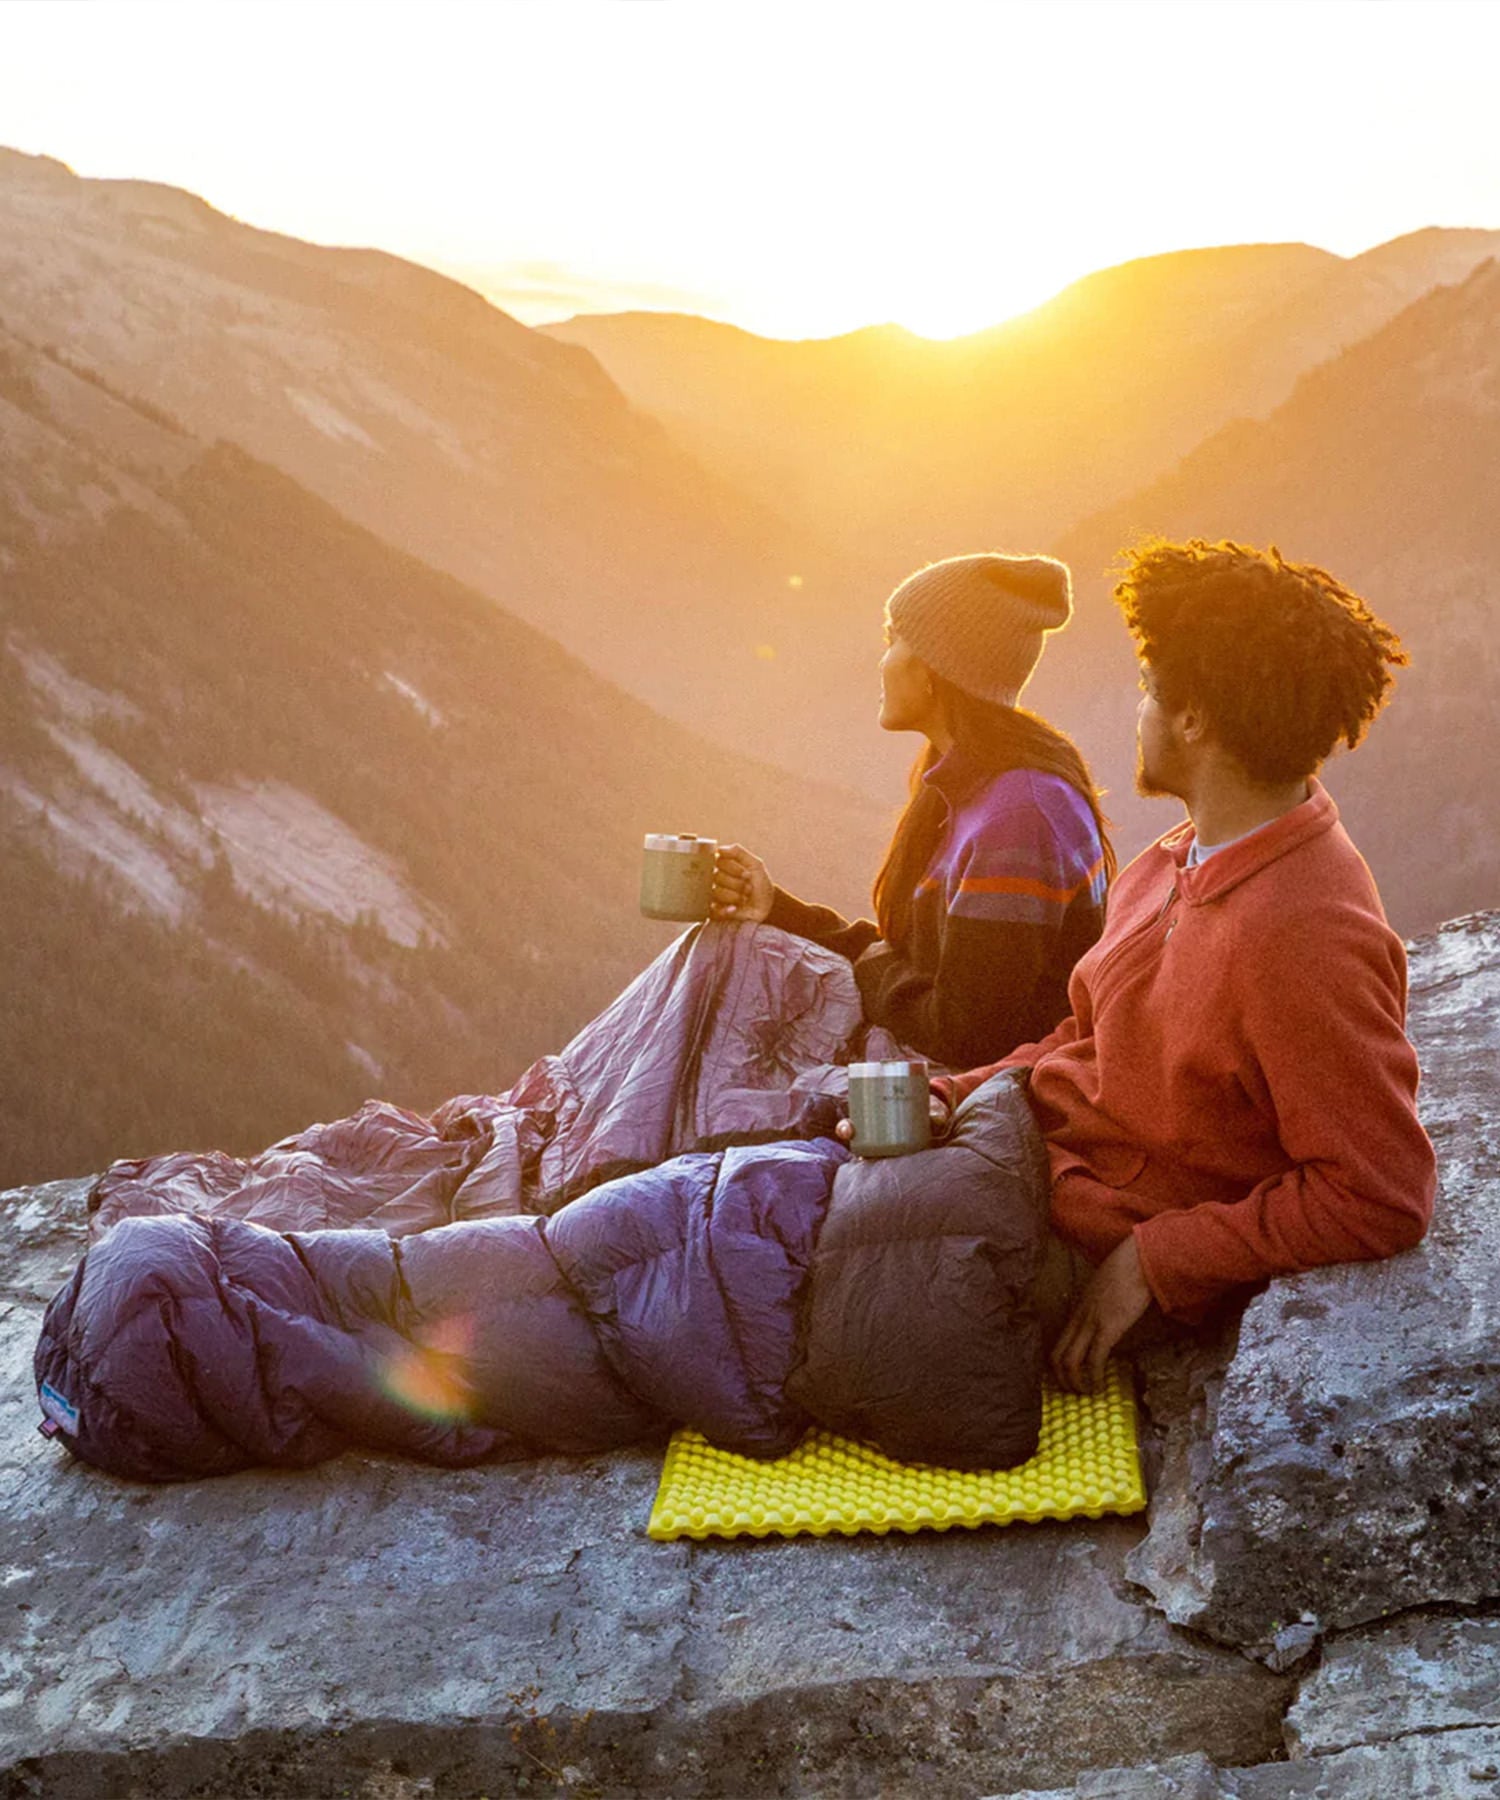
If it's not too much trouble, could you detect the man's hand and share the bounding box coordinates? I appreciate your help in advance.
[1051,1235,1154,1393]
[835,1095,952,1148]
[711,843,774,923]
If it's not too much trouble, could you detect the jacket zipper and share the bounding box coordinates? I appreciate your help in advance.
[1092,880,1179,986]
[1155,882,1181,947]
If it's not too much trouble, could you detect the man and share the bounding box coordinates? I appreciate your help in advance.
[856,538,1437,1393]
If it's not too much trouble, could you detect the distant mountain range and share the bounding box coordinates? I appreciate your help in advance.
[1030,258,1500,941]
[0,321,885,1187]
[544,229,1500,565]
[0,146,901,796]
[2,143,1496,1180]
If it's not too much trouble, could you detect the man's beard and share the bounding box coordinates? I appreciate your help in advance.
[1135,744,1181,801]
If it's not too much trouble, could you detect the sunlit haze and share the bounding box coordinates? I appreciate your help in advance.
[2,0,1498,339]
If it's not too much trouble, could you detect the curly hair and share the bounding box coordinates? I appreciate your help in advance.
[1113,538,1409,785]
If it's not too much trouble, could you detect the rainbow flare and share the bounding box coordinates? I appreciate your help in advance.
[375,1313,478,1424]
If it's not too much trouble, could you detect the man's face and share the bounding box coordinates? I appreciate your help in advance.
[1134,666,1191,799]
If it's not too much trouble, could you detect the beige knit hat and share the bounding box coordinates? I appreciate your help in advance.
[885,552,1073,703]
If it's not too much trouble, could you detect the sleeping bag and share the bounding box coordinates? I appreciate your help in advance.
[35,1073,1048,1482]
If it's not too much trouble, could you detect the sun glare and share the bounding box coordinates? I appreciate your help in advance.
[888,298,1044,343]
[722,269,1079,347]
[2,2,1496,347]
[461,252,1062,342]
[467,264,1053,344]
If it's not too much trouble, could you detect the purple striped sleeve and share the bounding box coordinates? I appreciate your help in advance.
[943,772,1105,927]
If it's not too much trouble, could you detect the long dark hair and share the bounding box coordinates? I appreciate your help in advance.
[872,675,1116,948]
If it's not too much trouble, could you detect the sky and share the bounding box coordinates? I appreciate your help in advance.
[3,0,1499,339]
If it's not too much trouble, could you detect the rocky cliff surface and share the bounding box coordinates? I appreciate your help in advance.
[2,911,1494,1798]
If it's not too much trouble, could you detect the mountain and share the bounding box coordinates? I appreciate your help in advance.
[544,232,1500,565]
[0,146,905,796]
[549,235,1500,932]
[1023,259,1500,935]
[3,131,1492,1186]
[15,147,1494,819]
[0,327,888,1188]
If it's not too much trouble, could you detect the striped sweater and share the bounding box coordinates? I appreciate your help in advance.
[766,752,1107,1068]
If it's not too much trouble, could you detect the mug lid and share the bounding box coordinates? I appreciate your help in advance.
[642,833,717,853]
[848,1060,929,1079]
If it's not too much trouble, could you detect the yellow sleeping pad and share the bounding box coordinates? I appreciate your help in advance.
[648,1361,1145,1541]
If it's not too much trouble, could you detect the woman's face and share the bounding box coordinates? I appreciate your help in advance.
[878,630,940,735]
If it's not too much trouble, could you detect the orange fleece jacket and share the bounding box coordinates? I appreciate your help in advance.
[938,782,1436,1320]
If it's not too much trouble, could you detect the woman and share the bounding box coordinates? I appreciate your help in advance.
[85,552,1112,1237]
[713,551,1114,1070]
[55,552,1112,1483]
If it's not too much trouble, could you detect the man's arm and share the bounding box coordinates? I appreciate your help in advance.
[931,1010,1082,1115]
[1133,906,1436,1321]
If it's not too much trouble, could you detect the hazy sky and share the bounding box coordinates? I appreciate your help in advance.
[3,0,1498,338]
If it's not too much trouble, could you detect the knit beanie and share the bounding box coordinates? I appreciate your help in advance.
[885,552,1073,703]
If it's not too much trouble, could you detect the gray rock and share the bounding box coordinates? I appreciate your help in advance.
[987,1729,1500,1798]
[1233,1726,1500,1797]
[0,1177,91,1298]
[1,1182,1288,1798]
[1286,1611,1500,1754]
[990,1605,1500,1793]
[1128,911,1500,1654]
[6,910,1498,1794]
[1264,1621,1322,1674]
[982,1750,1229,1796]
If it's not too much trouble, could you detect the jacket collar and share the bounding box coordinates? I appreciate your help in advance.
[921,742,991,807]
[1161,779,1340,906]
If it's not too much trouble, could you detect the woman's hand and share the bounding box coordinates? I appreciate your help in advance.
[835,1094,952,1148]
[712,844,775,923]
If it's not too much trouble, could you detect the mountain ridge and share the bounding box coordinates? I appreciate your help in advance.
[544,227,1500,570]
[0,328,887,1187]
[1026,256,1500,935]
[0,142,899,794]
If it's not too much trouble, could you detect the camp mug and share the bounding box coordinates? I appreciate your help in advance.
[640,833,718,921]
[846,1060,932,1157]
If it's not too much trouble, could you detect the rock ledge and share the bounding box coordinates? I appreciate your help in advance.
[4,913,1498,1797]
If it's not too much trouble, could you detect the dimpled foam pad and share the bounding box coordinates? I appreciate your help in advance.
[647,1362,1144,1540]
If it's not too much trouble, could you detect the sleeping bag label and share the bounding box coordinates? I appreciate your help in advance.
[38,1382,79,1437]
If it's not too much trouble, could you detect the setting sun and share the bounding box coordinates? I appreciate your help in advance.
[3,1,1497,341]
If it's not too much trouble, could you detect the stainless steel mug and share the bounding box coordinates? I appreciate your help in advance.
[640,833,718,921]
[847,1060,932,1157]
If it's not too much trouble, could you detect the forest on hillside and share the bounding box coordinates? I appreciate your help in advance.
[0,356,881,1188]
[0,807,517,1187]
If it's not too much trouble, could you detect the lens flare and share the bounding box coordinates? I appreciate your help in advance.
[376,1314,477,1424]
